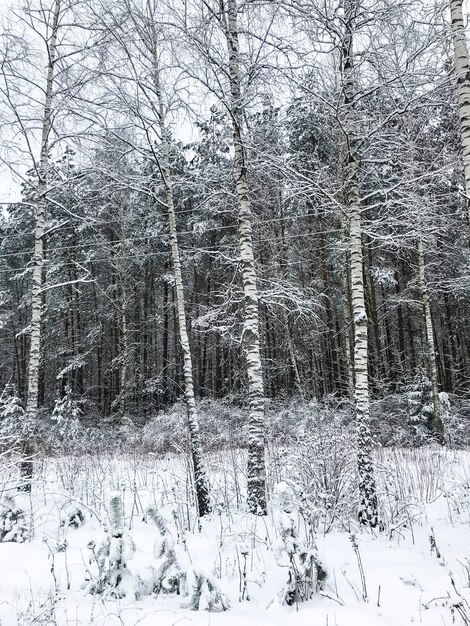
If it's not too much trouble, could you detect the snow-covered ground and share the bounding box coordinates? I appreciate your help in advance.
[1,447,470,625]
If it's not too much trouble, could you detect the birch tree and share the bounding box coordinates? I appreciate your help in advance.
[340,0,379,526]
[177,0,269,514]
[93,0,212,516]
[1,0,66,488]
[449,0,470,226]
[0,0,105,487]
[155,94,212,517]
[222,0,266,514]
[417,239,445,443]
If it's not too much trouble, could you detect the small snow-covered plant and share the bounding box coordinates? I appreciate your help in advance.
[84,492,138,599]
[61,505,85,529]
[274,482,326,607]
[55,505,86,552]
[0,384,24,447]
[0,495,29,543]
[51,385,83,444]
[179,569,230,611]
[147,506,179,594]
[146,506,229,611]
[448,571,470,624]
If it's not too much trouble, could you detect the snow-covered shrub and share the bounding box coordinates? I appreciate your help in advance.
[274,482,326,606]
[84,492,139,599]
[142,399,246,454]
[61,505,85,529]
[51,505,86,553]
[196,398,246,450]
[142,403,188,454]
[0,384,24,447]
[267,396,353,443]
[0,495,29,543]
[146,505,229,611]
[179,569,230,611]
[51,386,83,445]
[280,414,356,532]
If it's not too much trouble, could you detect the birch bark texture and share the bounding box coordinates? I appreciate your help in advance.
[153,61,211,518]
[21,0,61,489]
[449,0,470,226]
[340,0,379,527]
[417,239,445,443]
[222,0,267,515]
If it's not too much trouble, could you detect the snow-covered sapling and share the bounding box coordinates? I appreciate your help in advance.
[0,495,29,543]
[274,482,326,607]
[62,505,85,529]
[179,569,230,611]
[51,385,83,443]
[84,492,138,598]
[147,505,179,594]
[0,384,25,446]
[55,505,86,552]
[406,370,434,438]
[147,505,229,611]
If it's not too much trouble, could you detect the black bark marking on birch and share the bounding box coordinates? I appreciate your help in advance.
[341,0,379,528]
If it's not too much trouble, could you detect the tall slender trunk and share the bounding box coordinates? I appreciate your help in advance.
[282,309,303,397]
[21,0,61,490]
[152,54,211,517]
[341,228,355,396]
[341,0,378,527]
[450,0,470,226]
[395,270,406,379]
[417,239,445,443]
[222,0,267,515]
[366,242,383,389]
[275,192,303,396]
[119,284,128,415]
[117,243,128,416]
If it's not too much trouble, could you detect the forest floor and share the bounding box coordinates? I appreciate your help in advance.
[1,447,470,625]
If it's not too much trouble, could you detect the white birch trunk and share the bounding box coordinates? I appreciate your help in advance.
[450,0,470,225]
[21,0,61,490]
[341,230,355,397]
[223,0,267,515]
[417,239,445,443]
[341,0,378,526]
[153,59,211,516]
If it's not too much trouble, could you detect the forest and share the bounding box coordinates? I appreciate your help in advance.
[1,0,470,623]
